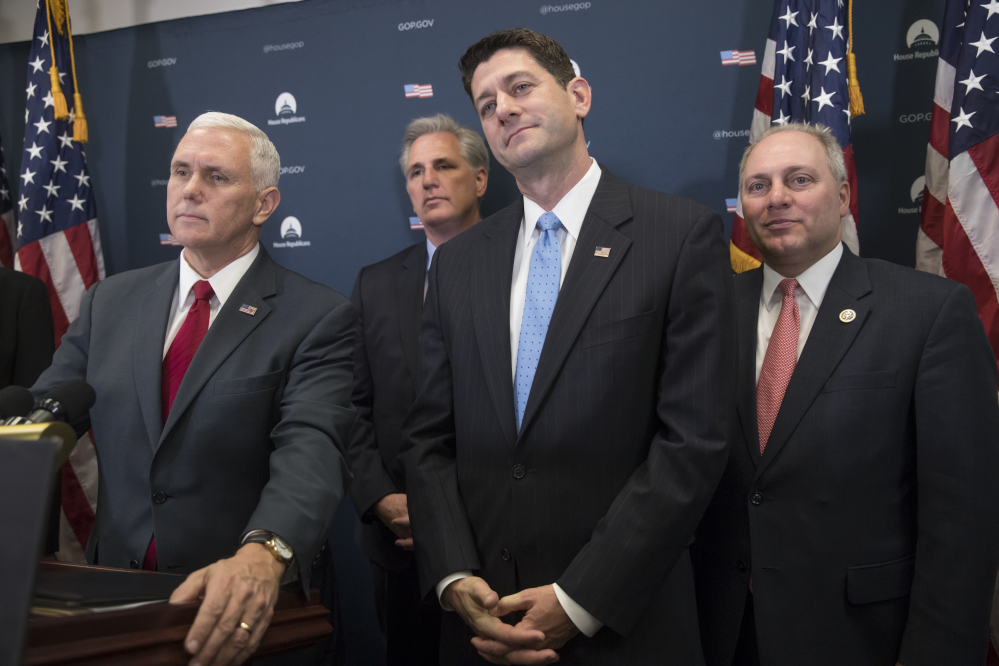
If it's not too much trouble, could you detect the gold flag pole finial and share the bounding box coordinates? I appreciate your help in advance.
[45,0,68,120]
[846,0,865,118]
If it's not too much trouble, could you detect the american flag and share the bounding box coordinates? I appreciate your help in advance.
[726,197,739,213]
[409,216,424,230]
[917,0,999,366]
[721,49,758,66]
[730,0,861,272]
[154,115,177,128]
[0,136,14,267]
[404,83,434,98]
[159,233,182,246]
[18,0,105,562]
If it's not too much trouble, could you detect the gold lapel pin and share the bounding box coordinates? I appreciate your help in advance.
[594,246,611,258]
[839,309,856,323]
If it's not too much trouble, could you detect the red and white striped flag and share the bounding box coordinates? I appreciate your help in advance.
[917,0,999,366]
[730,0,861,273]
[18,0,104,562]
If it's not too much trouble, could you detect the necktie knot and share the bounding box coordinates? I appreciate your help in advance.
[778,278,798,299]
[537,211,561,233]
[192,280,214,302]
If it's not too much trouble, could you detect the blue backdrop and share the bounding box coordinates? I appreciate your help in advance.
[0,0,944,662]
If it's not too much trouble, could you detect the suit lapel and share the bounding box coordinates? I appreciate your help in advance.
[158,248,276,448]
[756,248,872,477]
[470,204,521,445]
[133,262,180,450]
[735,270,763,468]
[518,170,633,441]
[397,242,427,386]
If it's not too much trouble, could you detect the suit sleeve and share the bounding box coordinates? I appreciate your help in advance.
[244,299,358,591]
[31,280,97,399]
[346,267,401,520]
[557,209,737,635]
[400,248,481,599]
[898,284,999,666]
[12,275,54,388]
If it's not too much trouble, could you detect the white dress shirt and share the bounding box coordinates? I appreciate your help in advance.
[436,158,605,638]
[162,243,260,359]
[425,236,438,300]
[756,243,843,382]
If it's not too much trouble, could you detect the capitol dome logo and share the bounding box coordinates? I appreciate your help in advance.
[280,216,302,239]
[911,176,925,204]
[275,93,297,116]
[907,20,939,48]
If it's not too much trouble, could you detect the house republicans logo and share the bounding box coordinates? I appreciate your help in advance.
[273,216,310,248]
[895,20,939,61]
[268,93,305,126]
[898,176,925,215]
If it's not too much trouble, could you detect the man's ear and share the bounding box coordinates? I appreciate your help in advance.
[475,167,488,198]
[253,187,281,227]
[569,77,592,121]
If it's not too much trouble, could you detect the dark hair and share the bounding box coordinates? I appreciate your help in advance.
[459,28,576,100]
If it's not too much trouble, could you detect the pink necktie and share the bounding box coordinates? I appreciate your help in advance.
[144,280,214,571]
[757,278,799,455]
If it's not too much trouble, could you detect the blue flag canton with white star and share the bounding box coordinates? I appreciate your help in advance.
[770,0,852,149]
[0,137,12,218]
[17,1,97,250]
[948,0,999,156]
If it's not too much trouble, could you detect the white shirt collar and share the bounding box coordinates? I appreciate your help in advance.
[521,158,601,244]
[762,242,844,311]
[426,237,437,273]
[178,242,260,308]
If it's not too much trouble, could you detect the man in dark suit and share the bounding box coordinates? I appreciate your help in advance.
[0,267,53,390]
[348,113,488,664]
[32,112,356,666]
[693,122,999,666]
[400,29,735,665]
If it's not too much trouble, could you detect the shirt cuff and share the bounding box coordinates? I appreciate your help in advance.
[553,583,603,637]
[436,570,473,610]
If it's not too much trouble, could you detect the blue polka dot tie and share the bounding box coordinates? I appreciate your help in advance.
[515,211,562,431]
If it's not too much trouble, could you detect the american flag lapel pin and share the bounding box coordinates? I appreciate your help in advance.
[594,246,611,258]
[239,304,258,316]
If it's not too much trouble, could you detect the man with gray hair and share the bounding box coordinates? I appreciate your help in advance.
[346,113,488,665]
[693,122,999,666]
[32,111,356,666]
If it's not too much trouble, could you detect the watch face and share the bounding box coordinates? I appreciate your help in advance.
[271,538,293,560]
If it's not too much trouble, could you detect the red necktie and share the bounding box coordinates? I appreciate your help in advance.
[143,279,214,571]
[756,278,799,455]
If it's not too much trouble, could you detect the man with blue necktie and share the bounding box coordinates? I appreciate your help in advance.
[401,28,736,665]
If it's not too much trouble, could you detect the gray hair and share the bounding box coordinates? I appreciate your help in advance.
[399,114,490,175]
[186,112,281,191]
[739,122,847,188]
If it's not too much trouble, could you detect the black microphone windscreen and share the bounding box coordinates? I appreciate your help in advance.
[0,386,34,419]
[39,380,97,423]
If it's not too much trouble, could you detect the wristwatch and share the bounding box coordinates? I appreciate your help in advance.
[242,530,294,568]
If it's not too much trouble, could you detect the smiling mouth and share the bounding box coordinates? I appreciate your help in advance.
[506,126,534,145]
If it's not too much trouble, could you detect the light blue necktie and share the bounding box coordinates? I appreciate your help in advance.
[515,211,562,430]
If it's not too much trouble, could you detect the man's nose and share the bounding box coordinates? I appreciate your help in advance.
[183,174,204,200]
[422,168,440,189]
[495,91,518,121]
[767,182,791,208]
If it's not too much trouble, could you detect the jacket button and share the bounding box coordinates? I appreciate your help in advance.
[512,465,526,479]
[501,548,511,562]
[130,559,140,569]
[737,560,747,573]
[750,492,763,505]
[153,492,167,504]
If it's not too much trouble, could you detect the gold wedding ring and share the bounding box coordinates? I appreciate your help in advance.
[239,621,253,632]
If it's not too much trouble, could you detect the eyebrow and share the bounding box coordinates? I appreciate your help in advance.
[474,70,536,106]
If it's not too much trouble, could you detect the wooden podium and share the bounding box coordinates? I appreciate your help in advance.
[21,562,332,665]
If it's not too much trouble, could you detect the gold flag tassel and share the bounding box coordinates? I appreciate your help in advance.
[63,3,88,143]
[44,0,68,120]
[846,0,865,118]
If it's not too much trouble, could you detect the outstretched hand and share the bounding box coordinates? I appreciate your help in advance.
[442,576,559,664]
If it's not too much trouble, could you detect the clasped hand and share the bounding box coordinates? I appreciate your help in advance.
[169,543,285,666]
[442,577,579,665]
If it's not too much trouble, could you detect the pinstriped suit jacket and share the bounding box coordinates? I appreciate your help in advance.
[401,169,737,664]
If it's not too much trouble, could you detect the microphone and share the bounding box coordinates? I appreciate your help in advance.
[0,385,34,420]
[4,380,97,426]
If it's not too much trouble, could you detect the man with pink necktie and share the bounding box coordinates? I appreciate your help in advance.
[693,122,999,666]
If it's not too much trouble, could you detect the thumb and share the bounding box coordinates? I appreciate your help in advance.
[169,568,207,604]
[492,591,532,617]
